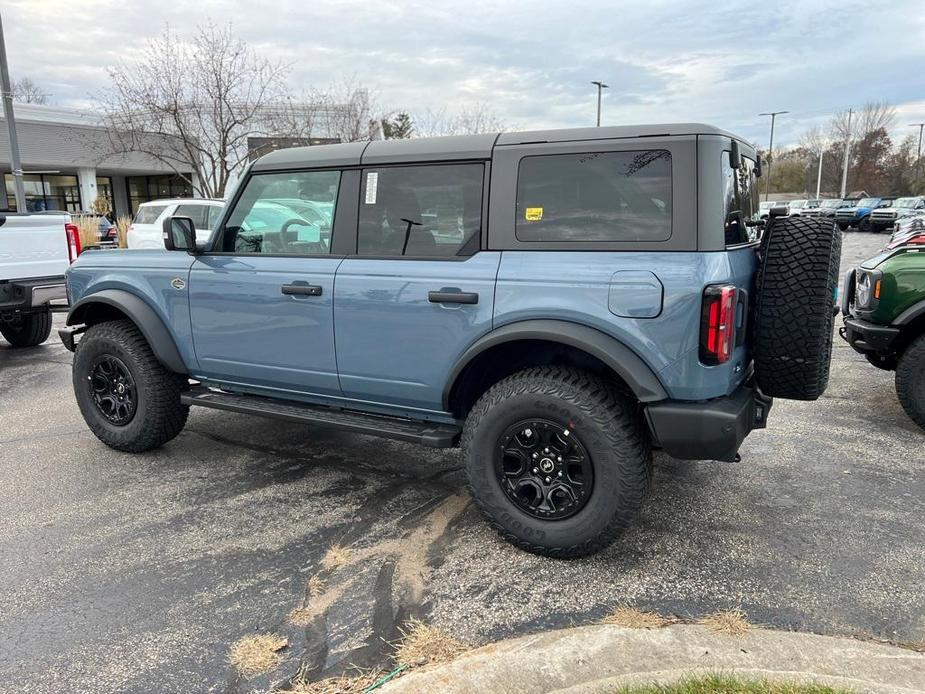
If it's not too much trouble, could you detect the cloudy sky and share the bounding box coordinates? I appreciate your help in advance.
[4,0,924,147]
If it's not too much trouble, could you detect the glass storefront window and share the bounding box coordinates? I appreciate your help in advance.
[126,174,193,215]
[96,176,114,215]
[3,173,81,212]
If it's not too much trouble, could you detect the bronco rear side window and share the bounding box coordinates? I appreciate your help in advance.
[722,152,759,246]
[515,150,671,242]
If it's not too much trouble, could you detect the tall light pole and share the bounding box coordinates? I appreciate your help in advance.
[591,81,608,127]
[0,11,25,212]
[759,111,789,199]
[840,108,853,199]
[816,149,824,199]
[911,122,925,193]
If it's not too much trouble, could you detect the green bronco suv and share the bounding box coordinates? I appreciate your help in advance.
[842,235,925,430]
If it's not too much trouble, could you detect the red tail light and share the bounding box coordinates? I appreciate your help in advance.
[65,223,82,263]
[907,233,925,245]
[700,285,737,365]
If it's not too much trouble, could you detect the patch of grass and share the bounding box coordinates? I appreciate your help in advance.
[286,670,383,694]
[322,543,351,570]
[699,609,751,636]
[228,633,288,677]
[74,216,100,250]
[288,607,314,627]
[308,574,325,598]
[614,673,853,693]
[602,606,672,629]
[393,619,468,668]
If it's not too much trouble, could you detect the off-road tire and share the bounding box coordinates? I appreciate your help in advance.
[753,216,841,400]
[837,222,849,231]
[896,334,925,430]
[462,367,651,558]
[74,320,189,452]
[0,309,52,347]
[859,217,872,233]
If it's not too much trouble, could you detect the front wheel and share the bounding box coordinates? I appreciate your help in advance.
[859,217,872,233]
[896,335,925,431]
[73,320,189,452]
[0,309,52,347]
[462,367,651,558]
[837,223,849,231]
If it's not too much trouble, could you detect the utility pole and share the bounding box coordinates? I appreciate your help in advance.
[759,111,789,199]
[0,11,25,212]
[911,122,925,193]
[816,149,824,199]
[840,108,853,199]
[591,81,608,127]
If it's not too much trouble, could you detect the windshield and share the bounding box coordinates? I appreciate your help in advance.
[894,197,918,208]
[820,200,841,208]
[805,200,821,208]
[790,200,806,208]
[857,198,878,208]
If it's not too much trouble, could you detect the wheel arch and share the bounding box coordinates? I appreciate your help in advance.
[67,289,188,374]
[443,319,668,417]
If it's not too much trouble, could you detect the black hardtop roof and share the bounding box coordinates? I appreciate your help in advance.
[250,123,743,171]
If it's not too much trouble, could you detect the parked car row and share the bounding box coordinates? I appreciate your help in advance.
[758,196,925,234]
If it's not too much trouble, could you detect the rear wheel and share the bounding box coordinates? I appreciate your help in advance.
[73,320,189,452]
[896,334,925,430]
[462,367,651,558]
[753,216,841,400]
[0,309,52,347]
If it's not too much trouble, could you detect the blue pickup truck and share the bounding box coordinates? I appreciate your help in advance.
[835,196,895,232]
[59,125,840,557]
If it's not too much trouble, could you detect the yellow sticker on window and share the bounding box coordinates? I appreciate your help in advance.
[525,207,543,221]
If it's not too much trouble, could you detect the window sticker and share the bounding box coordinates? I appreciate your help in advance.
[525,207,543,221]
[365,172,379,204]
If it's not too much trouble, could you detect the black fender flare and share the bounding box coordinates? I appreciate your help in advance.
[895,298,925,326]
[442,319,668,410]
[66,289,188,374]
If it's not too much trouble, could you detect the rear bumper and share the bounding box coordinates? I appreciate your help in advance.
[0,276,67,313]
[840,316,900,354]
[645,383,772,462]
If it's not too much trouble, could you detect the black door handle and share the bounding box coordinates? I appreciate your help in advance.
[281,284,323,296]
[428,291,478,305]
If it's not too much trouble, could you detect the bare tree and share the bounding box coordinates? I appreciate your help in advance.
[412,103,506,137]
[11,77,49,104]
[98,22,290,198]
[829,101,896,142]
[264,80,382,145]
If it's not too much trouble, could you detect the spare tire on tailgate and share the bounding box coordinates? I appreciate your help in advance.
[753,215,841,400]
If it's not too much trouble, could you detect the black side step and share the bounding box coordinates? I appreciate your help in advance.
[180,386,460,448]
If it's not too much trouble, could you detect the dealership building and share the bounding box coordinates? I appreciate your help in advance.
[0,103,196,218]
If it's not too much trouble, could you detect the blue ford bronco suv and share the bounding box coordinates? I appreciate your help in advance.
[60,125,840,557]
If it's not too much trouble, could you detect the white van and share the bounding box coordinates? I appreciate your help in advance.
[126,199,225,249]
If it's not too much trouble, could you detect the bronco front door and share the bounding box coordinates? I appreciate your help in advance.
[188,169,347,397]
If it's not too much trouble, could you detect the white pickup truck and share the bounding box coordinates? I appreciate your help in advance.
[0,212,79,347]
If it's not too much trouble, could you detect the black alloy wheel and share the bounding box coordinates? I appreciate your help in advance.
[88,355,137,425]
[496,418,593,520]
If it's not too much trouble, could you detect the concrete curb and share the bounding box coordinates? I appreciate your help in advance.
[380,624,925,694]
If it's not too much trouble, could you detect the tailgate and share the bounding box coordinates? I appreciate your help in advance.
[0,214,70,281]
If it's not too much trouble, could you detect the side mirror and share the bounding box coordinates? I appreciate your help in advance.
[163,216,197,253]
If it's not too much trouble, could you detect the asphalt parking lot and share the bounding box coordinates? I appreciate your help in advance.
[1,231,923,693]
